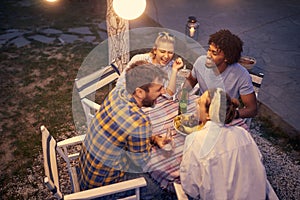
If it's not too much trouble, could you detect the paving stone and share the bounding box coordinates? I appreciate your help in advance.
[0,31,23,40]
[97,30,107,40]
[83,35,96,43]
[40,28,63,35]
[28,35,56,44]
[97,22,108,40]
[59,34,80,44]
[6,29,20,33]
[68,27,92,35]
[0,39,6,45]
[97,22,107,31]
[9,36,31,48]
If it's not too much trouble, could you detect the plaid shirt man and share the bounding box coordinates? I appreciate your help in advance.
[79,87,152,190]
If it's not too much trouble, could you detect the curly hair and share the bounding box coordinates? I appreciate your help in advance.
[208,29,243,65]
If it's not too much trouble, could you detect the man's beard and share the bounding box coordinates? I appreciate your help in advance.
[142,96,156,108]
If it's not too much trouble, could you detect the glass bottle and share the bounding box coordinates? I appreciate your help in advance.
[178,88,188,115]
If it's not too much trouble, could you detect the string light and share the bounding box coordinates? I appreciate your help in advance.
[113,0,146,20]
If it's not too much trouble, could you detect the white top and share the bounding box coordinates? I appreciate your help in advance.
[180,121,277,200]
[191,55,253,99]
[116,53,174,89]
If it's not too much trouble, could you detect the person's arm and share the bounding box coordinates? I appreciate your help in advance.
[126,123,152,169]
[238,92,258,118]
[166,57,183,95]
[182,72,197,91]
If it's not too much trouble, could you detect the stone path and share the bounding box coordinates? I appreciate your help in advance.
[0,23,108,48]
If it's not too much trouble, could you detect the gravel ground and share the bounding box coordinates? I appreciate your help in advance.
[1,120,299,199]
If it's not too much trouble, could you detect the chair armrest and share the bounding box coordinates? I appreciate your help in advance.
[64,177,147,200]
[266,179,279,200]
[82,98,101,111]
[174,182,189,200]
[44,177,63,199]
[57,134,86,148]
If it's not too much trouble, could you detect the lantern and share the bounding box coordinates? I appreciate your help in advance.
[185,16,199,40]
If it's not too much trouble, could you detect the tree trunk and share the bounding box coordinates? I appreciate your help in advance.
[106,0,129,72]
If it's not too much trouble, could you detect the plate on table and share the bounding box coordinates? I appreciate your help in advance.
[239,56,256,70]
[173,113,201,136]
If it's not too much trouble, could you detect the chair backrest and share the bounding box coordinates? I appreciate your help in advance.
[75,63,120,127]
[41,125,63,199]
[246,71,264,127]
[249,71,264,97]
[75,63,120,99]
[190,71,264,96]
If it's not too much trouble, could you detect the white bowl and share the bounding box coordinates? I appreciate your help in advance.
[239,56,256,70]
[173,113,198,136]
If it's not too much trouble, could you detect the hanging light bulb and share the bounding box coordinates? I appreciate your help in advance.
[113,0,146,20]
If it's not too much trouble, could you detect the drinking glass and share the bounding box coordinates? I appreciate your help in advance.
[162,128,174,152]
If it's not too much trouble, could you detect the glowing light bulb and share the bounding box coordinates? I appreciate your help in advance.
[113,0,146,20]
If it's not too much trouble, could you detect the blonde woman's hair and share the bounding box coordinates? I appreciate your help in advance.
[150,32,175,56]
[154,32,175,47]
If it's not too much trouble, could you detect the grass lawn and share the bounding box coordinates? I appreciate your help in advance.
[0,0,107,198]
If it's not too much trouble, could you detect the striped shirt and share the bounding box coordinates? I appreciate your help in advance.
[79,87,152,190]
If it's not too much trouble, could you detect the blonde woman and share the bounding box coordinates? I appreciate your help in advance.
[116,31,183,96]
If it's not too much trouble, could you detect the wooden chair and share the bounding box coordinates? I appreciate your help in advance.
[75,63,120,128]
[41,125,147,200]
[246,71,264,127]
[249,71,264,97]
[174,182,189,200]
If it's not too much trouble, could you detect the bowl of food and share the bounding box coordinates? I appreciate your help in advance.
[239,56,256,70]
[173,113,202,136]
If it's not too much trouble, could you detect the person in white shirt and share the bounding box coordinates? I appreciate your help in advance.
[116,31,183,96]
[180,88,278,200]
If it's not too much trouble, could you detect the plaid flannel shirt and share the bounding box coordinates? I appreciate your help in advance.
[79,87,152,190]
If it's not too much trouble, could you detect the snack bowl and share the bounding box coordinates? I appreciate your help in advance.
[239,56,256,70]
[173,113,200,136]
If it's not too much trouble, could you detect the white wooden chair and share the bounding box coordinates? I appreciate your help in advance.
[174,182,189,200]
[249,71,264,97]
[75,63,120,128]
[246,71,264,127]
[41,125,147,200]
